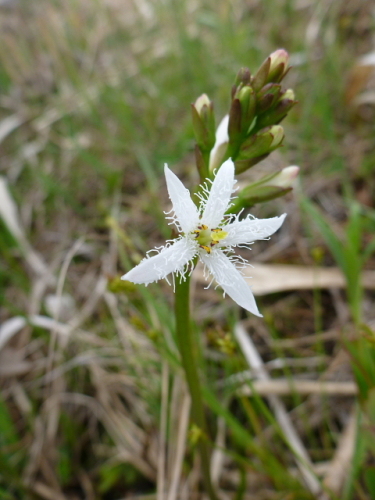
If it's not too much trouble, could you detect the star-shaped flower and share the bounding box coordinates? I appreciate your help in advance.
[122,159,286,317]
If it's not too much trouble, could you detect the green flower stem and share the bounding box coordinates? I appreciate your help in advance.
[174,275,219,500]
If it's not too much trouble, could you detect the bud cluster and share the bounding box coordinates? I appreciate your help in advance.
[191,49,299,208]
[226,49,297,171]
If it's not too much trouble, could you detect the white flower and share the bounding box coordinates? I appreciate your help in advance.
[122,159,286,317]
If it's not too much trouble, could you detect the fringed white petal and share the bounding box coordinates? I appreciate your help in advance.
[201,159,235,228]
[164,164,199,233]
[209,115,229,171]
[200,249,262,317]
[223,214,286,247]
[122,238,197,285]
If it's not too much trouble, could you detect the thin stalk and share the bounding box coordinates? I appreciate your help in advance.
[174,275,219,500]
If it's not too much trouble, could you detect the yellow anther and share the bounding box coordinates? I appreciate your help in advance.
[200,245,211,253]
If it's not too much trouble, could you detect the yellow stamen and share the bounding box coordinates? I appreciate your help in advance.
[192,225,228,253]
[200,245,211,253]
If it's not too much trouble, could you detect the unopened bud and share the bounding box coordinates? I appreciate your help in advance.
[269,125,284,148]
[228,98,242,145]
[230,166,299,209]
[234,126,284,174]
[282,88,295,101]
[256,96,297,129]
[251,57,271,92]
[269,49,289,67]
[238,125,284,159]
[268,49,290,83]
[194,93,211,115]
[235,85,256,135]
[256,83,282,113]
[237,85,252,101]
[191,94,216,152]
[251,49,290,92]
[270,165,299,188]
[234,67,251,87]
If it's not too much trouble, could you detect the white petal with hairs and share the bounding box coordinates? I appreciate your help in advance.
[122,159,286,316]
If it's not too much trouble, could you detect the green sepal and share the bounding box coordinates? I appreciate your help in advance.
[234,67,251,88]
[256,83,282,113]
[191,103,216,152]
[267,62,287,84]
[256,98,297,128]
[237,125,284,162]
[228,98,242,149]
[234,153,270,174]
[237,132,274,159]
[251,57,271,92]
[232,85,257,136]
[230,183,292,210]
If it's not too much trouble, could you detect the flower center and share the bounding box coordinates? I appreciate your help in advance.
[192,224,228,253]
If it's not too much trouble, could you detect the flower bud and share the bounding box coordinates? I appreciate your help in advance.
[238,125,284,158]
[194,93,211,115]
[230,165,299,209]
[257,83,282,100]
[269,49,289,69]
[234,67,251,87]
[269,125,284,148]
[234,85,256,135]
[251,49,290,92]
[191,93,216,152]
[228,98,242,145]
[256,96,297,129]
[270,165,299,188]
[268,49,290,82]
[256,83,282,113]
[251,57,271,92]
[282,88,295,101]
[234,126,284,174]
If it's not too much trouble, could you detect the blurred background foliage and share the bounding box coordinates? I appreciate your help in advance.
[0,0,375,498]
